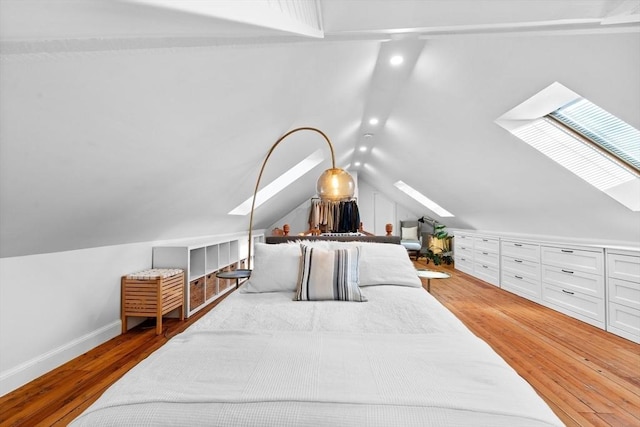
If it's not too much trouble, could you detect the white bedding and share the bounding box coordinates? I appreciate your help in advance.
[71,286,564,426]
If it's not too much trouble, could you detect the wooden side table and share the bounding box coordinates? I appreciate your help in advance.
[121,268,184,335]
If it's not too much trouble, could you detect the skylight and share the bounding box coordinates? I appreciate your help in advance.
[228,149,325,216]
[394,180,454,217]
[550,98,640,171]
[496,82,640,212]
[511,118,637,191]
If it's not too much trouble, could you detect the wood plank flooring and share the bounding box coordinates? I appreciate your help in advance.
[1,262,638,426]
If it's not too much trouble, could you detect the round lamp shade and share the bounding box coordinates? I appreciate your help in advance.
[316,168,355,201]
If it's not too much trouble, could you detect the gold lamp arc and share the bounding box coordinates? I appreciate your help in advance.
[247,127,355,269]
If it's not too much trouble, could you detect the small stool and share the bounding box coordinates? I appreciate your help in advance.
[121,268,184,335]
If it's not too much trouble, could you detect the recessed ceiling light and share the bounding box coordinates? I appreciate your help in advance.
[390,55,404,66]
[369,118,379,125]
[359,146,367,152]
[354,161,361,167]
[363,133,374,138]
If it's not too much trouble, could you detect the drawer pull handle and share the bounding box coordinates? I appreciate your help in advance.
[514,243,522,247]
[515,275,523,280]
[514,259,523,263]
[482,265,489,269]
[561,269,574,274]
[482,252,489,255]
[562,289,574,295]
[561,249,573,253]
[461,257,466,261]
[483,239,489,242]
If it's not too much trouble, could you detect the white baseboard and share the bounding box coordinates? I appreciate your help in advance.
[0,321,121,397]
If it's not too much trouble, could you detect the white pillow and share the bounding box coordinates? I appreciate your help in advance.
[328,242,422,288]
[242,243,300,293]
[401,226,418,241]
[295,245,366,302]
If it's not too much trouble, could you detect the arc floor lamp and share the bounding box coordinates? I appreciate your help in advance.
[246,126,355,269]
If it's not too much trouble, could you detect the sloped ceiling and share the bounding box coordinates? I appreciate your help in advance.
[0,0,639,258]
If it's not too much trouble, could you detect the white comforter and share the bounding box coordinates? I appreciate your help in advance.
[71,286,564,426]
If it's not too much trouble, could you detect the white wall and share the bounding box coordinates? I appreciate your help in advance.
[267,198,313,236]
[0,231,254,397]
[0,243,148,395]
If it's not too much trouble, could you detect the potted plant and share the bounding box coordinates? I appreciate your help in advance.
[425,223,453,265]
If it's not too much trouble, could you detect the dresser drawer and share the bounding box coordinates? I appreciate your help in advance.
[541,246,603,275]
[542,265,604,298]
[607,253,640,283]
[501,241,540,263]
[474,262,499,286]
[502,271,541,301]
[607,301,640,343]
[455,244,474,258]
[455,233,474,243]
[542,283,605,326]
[455,255,474,275]
[608,277,640,310]
[502,256,540,281]
[474,237,499,253]
[475,249,499,268]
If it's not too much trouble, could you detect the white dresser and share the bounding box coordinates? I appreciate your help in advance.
[501,240,541,302]
[540,245,605,329]
[473,235,500,287]
[453,232,474,275]
[606,249,640,343]
[451,229,640,342]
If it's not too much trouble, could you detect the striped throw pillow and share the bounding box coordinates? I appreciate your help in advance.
[295,245,367,302]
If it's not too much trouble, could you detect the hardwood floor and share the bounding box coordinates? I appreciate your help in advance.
[1,262,638,426]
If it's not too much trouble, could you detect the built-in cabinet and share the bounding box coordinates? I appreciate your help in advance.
[453,232,499,286]
[152,233,264,317]
[541,245,605,329]
[453,232,474,275]
[453,229,639,343]
[606,250,640,343]
[473,236,500,287]
[501,240,541,302]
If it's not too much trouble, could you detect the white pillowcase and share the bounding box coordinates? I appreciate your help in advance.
[295,245,366,302]
[243,241,422,292]
[401,226,419,241]
[242,243,301,293]
[328,242,422,288]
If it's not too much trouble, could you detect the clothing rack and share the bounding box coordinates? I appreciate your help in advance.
[309,198,360,234]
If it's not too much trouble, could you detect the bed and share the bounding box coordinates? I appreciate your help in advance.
[71,238,563,426]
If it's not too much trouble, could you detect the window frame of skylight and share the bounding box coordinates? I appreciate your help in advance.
[393,180,454,218]
[228,149,325,216]
[548,99,640,174]
[495,81,640,212]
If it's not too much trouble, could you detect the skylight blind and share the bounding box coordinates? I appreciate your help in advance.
[550,98,640,171]
[512,118,637,191]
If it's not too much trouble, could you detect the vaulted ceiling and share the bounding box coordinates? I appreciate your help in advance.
[1,0,639,257]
